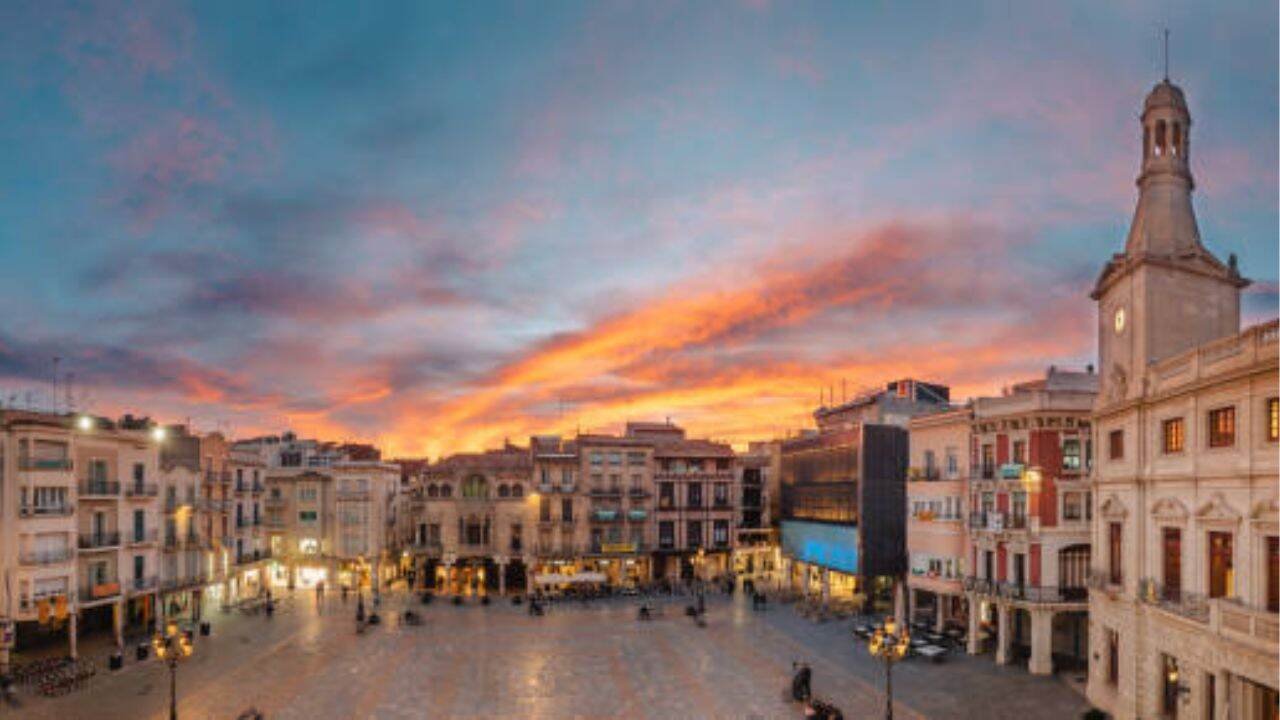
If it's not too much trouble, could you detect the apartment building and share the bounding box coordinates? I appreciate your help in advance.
[733,441,780,588]
[1085,75,1279,720]
[0,411,167,670]
[963,367,1097,676]
[906,406,971,632]
[401,444,533,595]
[157,425,209,622]
[579,428,655,586]
[238,433,397,593]
[649,426,737,584]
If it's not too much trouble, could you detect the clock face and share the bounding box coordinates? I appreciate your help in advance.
[1113,307,1126,334]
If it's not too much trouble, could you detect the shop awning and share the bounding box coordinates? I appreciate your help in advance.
[534,572,608,585]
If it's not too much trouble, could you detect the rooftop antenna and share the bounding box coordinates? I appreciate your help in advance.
[1163,28,1170,81]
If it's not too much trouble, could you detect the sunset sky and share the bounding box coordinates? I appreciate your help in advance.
[0,1,1276,458]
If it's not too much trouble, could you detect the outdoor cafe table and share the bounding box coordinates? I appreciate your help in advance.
[917,645,948,663]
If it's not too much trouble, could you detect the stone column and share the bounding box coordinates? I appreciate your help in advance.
[820,569,830,606]
[1028,609,1054,675]
[994,603,1012,665]
[1214,668,1229,720]
[966,597,980,655]
[935,595,946,632]
[112,600,124,650]
[68,612,78,659]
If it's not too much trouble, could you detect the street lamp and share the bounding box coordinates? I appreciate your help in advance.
[867,615,910,720]
[152,621,193,720]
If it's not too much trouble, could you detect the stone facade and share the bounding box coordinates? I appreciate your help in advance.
[1085,76,1279,720]
[906,406,971,632]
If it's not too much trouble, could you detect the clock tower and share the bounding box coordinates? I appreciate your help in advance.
[1091,78,1249,407]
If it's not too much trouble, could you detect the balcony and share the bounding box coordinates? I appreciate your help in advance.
[127,529,159,546]
[589,541,645,554]
[907,466,941,482]
[161,573,208,591]
[252,482,264,494]
[128,575,159,593]
[627,487,651,499]
[1138,579,1210,622]
[336,489,369,501]
[995,582,1088,604]
[19,457,73,472]
[79,480,121,498]
[80,581,122,601]
[234,549,272,565]
[234,482,249,494]
[78,532,121,550]
[19,548,73,566]
[1214,598,1279,654]
[125,482,160,498]
[19,590,68,612]
[588,486,623,498]
[627,509,648,521]
[590,509,621,522]
[264,496,286,509]
[19,503,74,518]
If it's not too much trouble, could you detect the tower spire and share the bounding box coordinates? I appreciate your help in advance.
[1163,28,1170,81]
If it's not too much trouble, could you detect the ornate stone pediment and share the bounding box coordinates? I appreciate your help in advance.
[1250,498,1279,528]
[1100,494,1128,519]
[1151,496,1189,522]
[1195,493,1241,524]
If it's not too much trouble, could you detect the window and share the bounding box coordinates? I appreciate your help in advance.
[1012,440,1026,465]
[440,484,452,498]
[1207,407,1235,448]
[511,484,523,498]
[659,483,674,509]
[1161,655,1180,718]
[560,498,573,522]
[1106,629,1119,686]
[1108,522,1123,585]
[462,475,487,499]
[658,521,674,548]
[686,521,702,548]
[299,486,318,502]
[687,483,702,508]
[713,520,729,546]
[1108,430,1124,460]
[497,484,510,498]
[1063,493,1082,521]
[539,497,550,522]
[1267,536,1278,613]
[1268,398,1279,442]
[1162,418,1185,454]
[1162,527,1181,601]
[981,444,994,478]
[713,483,729,507]
[133,463,145,483]
[923,450,936,476]
[1062,438,1081,470]
[298,510,318,523]
[1207,531,1233,598]
[589,452,603,466]
[945,448,959,478]
[426,484,438,498]
[627,451,646,466]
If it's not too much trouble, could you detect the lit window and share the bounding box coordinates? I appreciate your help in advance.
[1162,418,1184,454]
[1268,398,1279,443]
[1208,407,1236,448]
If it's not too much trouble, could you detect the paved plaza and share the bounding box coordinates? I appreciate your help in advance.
[9,590,1091,719]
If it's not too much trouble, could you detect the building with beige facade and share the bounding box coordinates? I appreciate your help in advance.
[1085,76,1279,720]
[962,367,1097,676]
[0,411,168,670]
[906,406,971,632]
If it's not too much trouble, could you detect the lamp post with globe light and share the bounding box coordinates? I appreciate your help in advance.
[152,621,193,720]
[867,615,910,720]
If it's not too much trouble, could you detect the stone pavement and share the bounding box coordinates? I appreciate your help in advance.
[7,590,1091,719]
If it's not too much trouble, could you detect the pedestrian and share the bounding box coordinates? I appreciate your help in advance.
[342,585,349,604]
[316,581,324,605]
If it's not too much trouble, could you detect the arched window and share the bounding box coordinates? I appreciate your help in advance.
[1171,123,1182,157]
[462,474,488,499]
[511,484,523,498]
[497,484,510,498]
[1154,120,1167,156]
[426,484,438,498]
[440,484,453,498]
